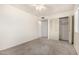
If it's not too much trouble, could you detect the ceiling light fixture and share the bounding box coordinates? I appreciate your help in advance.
[31,4,46,11]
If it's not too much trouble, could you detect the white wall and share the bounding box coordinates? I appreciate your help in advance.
[74,4,79,54]
[0,5,39,50]
[47,10,74,19]
[48,19,59,40]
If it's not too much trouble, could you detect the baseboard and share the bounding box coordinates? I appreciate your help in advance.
[0,37,39,51]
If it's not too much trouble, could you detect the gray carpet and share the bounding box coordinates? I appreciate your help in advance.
[0,38,77,55]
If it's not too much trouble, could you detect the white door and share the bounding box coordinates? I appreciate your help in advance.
[41,20,48,37]
[59,17,69,40]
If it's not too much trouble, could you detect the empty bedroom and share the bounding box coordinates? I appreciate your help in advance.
[0,4,79,55]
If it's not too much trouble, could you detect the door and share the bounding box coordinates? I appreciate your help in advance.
[59,17,69,41]
[41,20,48,37]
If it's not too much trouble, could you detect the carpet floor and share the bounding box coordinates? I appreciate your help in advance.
[0,38,77,55]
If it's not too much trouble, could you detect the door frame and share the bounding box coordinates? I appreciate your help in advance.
[59,16,74,44]
[72,16,74,44]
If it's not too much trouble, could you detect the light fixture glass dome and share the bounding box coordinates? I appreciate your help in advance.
[31,4,46,11]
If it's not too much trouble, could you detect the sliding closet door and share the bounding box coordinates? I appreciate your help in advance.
[59,17,69,41]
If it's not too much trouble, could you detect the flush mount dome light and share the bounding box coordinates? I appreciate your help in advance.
[31,4,46,11]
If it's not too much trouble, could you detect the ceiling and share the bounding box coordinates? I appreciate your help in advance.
[11,4,75,17]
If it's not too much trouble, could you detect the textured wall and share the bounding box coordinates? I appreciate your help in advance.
[74,33,79,54]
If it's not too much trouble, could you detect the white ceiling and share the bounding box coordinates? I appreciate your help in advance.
[11,4,75,17]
